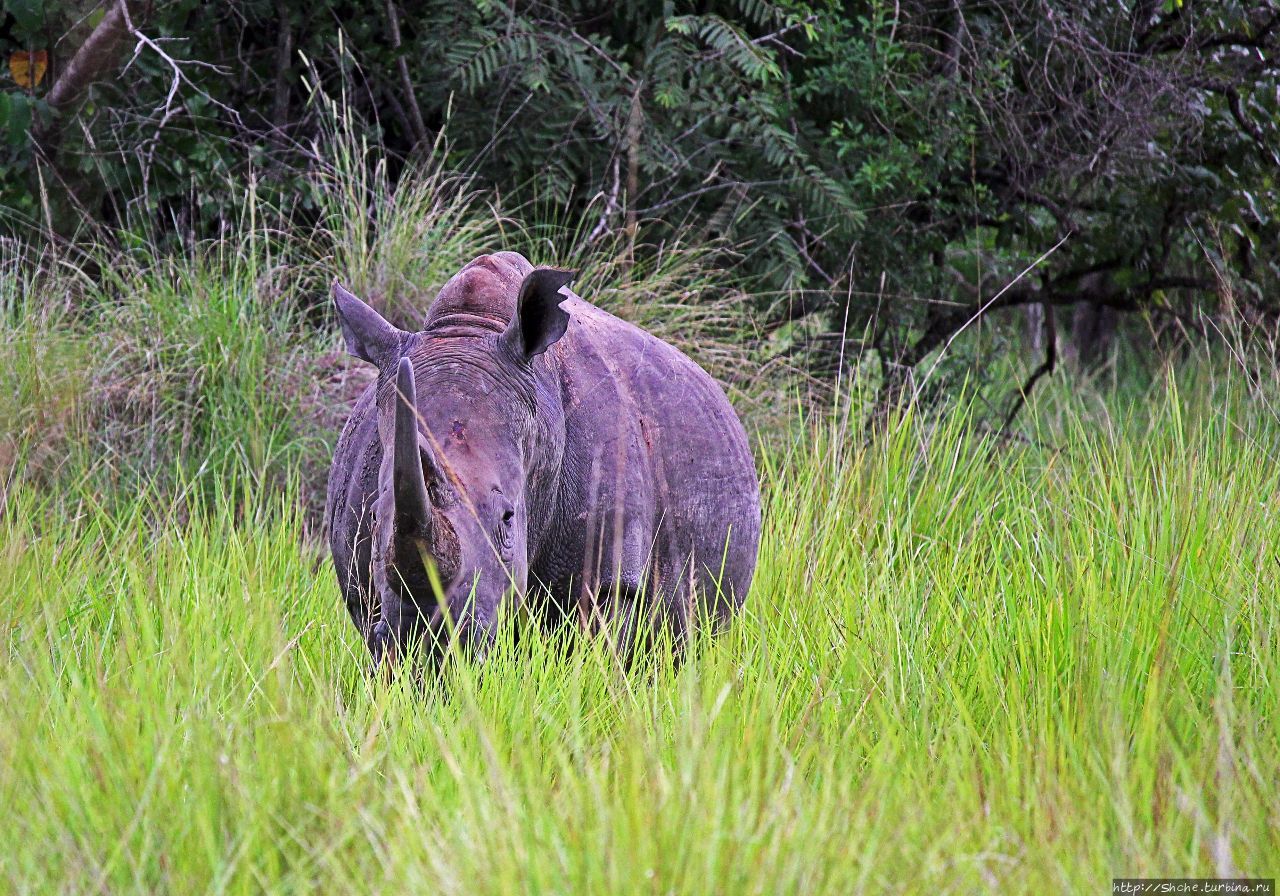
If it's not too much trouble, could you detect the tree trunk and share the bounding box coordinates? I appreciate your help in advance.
[1065,302,1116,369]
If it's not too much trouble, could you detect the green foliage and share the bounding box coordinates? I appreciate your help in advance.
[0,0,47,221]
[2,0,1277,392]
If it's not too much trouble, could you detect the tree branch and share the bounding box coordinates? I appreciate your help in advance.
[36,0,143,155]
[384,0,428,147]
[44,1,138,111]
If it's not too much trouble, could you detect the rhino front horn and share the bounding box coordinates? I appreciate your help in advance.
[392,357,433,537]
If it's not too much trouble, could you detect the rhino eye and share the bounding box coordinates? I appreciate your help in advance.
[495,505,516,554]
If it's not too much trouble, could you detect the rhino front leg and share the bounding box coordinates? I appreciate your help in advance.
[369,595,404,670]
[368,525,420,671]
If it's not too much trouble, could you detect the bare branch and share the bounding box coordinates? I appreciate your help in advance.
[384,0,428,147]
[1002,303,1057,430]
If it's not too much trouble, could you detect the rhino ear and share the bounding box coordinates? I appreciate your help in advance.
[333,280,407,366]
[502,268,575,362]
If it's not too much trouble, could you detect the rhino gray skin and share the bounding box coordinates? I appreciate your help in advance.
[325,251,760,663]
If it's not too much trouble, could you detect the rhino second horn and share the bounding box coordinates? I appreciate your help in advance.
[393,357,433,536]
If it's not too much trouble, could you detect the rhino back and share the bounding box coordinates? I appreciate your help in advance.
[538,296,761,618]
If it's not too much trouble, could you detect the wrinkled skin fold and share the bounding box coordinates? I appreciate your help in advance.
[325,251,761,667]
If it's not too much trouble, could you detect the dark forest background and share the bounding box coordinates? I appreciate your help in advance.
[3,0,1279,411]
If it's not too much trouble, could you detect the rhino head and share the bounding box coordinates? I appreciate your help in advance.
[332,254,574,665]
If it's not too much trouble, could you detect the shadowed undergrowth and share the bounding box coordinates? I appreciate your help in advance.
[2,376,1277,893]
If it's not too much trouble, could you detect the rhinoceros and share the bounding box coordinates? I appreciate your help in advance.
[325,251,760,664]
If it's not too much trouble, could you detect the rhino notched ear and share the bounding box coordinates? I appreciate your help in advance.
[502,268,575,362]
[333,280,407,367]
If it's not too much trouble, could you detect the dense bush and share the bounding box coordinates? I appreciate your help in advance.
[3,0,1278,395]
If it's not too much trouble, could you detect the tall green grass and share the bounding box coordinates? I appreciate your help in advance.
[2,373,1277,893]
